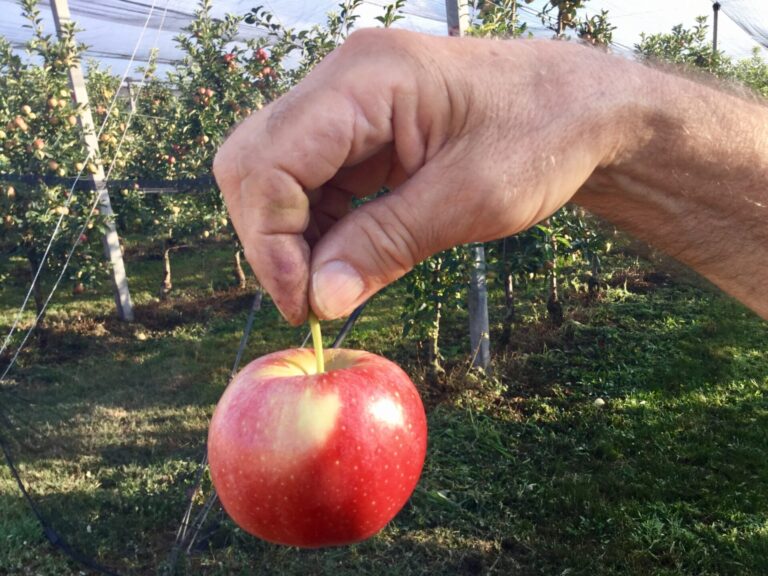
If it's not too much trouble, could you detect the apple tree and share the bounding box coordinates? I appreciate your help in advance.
[119,0,277,294]
[470,0,529,38]
[635,16,730,75]
[245,0,365,86]
[0,0,115,322]
[732,49,768,98]
[402,248,467,378]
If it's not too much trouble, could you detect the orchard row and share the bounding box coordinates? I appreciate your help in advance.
[1,0,766,365]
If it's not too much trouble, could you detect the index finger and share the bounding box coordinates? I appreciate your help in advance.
[213,84,361,325]
[213,29,431,324]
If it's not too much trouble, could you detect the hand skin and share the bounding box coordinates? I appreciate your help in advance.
[213,28,768,325]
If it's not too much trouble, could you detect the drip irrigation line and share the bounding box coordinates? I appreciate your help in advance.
[331,300,368,348]
[166,290,262,573]
[301,300,369,349]
[0,401,58,445]
[0,417,121,576]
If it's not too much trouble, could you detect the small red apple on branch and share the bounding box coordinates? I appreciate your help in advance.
[208,313,427,548]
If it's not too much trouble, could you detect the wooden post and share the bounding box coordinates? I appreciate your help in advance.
[445,0,490,370]
[50,0,134,321]
[712,2,721,54]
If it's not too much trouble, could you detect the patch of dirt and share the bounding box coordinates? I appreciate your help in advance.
[17,287,259,364]
[607,269,672,294]
[127,288,256,332]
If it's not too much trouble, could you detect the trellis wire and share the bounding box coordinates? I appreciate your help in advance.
[0,2,172,573]
[0,0,165,364]
[164,290,262,573]
[0,0,173,426]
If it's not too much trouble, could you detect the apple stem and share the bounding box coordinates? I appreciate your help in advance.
[308,311,325,374]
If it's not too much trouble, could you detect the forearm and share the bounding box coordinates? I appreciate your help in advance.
[577,68,768,318]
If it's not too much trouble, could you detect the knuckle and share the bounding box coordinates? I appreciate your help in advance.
[248,170,309,234]
[342,27,385,52]
[354,202,421,280]
[341,27,414,61]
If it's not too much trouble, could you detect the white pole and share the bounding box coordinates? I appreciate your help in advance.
[50,0,135,321]
[445,0,491,370]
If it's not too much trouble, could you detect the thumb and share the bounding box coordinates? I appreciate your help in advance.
[309,168,468,320]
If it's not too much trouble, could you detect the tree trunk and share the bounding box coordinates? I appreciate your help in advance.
[557,4,567,37]
[26,251,46,326]
[26,250,47,347]
[160,244,173,298]
[500,237,516,346]
[234,249,247,289]
[427,300,444,380]
[501,272,516,346]
[545,222,563,326]
[426,259,445,380]
[588,255,601,299]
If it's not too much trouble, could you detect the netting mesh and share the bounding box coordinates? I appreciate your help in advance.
[720,0,768,49]
[2,1,768,574]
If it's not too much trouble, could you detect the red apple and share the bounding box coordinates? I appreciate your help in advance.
[208,348,427,548]
[13,116,29,132]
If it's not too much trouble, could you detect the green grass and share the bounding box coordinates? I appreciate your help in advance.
[1,244,767,575]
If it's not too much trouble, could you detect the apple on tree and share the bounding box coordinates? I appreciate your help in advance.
[208,314,427,548]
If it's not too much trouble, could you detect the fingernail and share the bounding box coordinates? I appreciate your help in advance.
[312,260,364,319]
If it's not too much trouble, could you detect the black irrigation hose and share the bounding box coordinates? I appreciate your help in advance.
[1,290,369,576]
[167,290,262,571]
[332,300,368,348]
[1,290,263,576]
[0,418,121,576]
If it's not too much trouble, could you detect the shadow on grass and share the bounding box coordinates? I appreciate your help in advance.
[2,260,768,575]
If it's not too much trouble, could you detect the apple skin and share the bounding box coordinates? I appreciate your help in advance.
[208,348,427,548]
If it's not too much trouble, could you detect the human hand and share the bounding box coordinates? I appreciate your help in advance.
[214,28,635,325]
